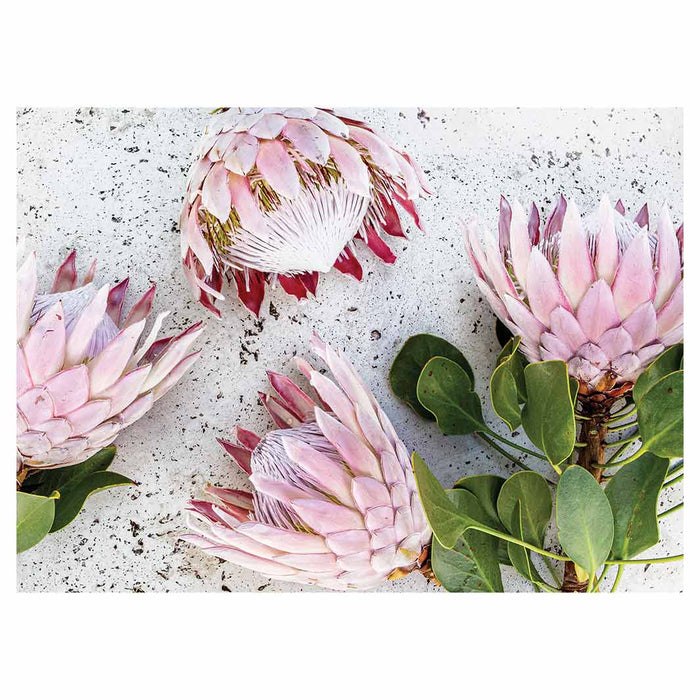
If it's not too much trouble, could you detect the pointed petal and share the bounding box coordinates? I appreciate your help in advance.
[283,119,331,164]
[66,399,111,436]
[576,280,620,342]
[348,126,399,175]
[223,133,259,175]
[549,307,588,352]
[22,301,66,384]
[237,522,330,554]
[333,246,363,280]
[201,162,232,222]
[256,139,300,199]
[329,136,370,197]
[106,279,130,326]
[526,248,571,325]
[311,110,349,138]
[654,204,682,310]
[123,285,156,327]
[141,323,204,392]
[17,253,37,341]
[508,200,531,290]
[50,250,77,292]
[64,284,110,365]
[218,438,252,474]
[151,351,199,401]
[88,319,146,395]
[98,364,150,416]
[315,408,381,480]
[656,282,683,338]
[557,200,595,308]
[267,371,317,421]
[612,232,655,319]
[228,174,269,233]
[247,113,287,139]
[44,365,90,415]
[290,498,364,535]
[622,302,657,350]
[595,196,619,284]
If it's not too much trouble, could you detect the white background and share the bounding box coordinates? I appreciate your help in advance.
[4,1,695,698]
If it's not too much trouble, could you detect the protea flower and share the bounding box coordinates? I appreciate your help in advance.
[17,251,203,470]
[465,196,683,396]
[182,334,431,591]
[180,108,431,316]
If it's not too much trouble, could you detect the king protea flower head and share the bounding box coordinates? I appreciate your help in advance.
[182,334,431,591]
[180,108,431,316]
[465,196,683,396]
[17,251,203,469]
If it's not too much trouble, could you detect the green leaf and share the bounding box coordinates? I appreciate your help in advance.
[17,491,57,553]
[453,474,506,531]
[633,344,683,405]
[412,453,472,549]
[604,453,669,559]
[28,446,133,532]
[496,471,552,546]
[429,489,504,592]
[431,532,503,592]
[637,370,683,458]
[490,336,527,430]
[417,357,486,435]
[521,361,576,466]
[556,466,614,577]
[390,334,474,419]
[496,471,552,582]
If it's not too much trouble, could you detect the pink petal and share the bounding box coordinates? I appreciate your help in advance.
[526,248,571,325]
[151,351,199,401]
[348,126,399,175]
[557,199,595,309]
[351,477,391,512]
[106,279,129,326]
[44,365,90,415]
[17,387,55,426]
[315,408,381,480]
[183,205,214,276]
[326,529,371,555]
[235,426,261,450]
[329,136,371,197]
[247,113,287,139]
[309,371,362,437]
[290,498,365,535]
[364,226,396,264]
[259,392,301,429]
[502,295,544,348]
[201,162,232,222]
[612,232,655,319]
[311,110,349,138]
[64,284,110,365]
[622,302,657,350]
[576,280,620,342]
[228,173,268,233]
[594,196,619,284]
[22,301,66,385]
[88,319,146,395]
[508,200,531,291]
[656,282,683,338]
[66,399,111,436]
[597,327,633,359]
[267,371,317,420]
[98,365,150,416]
[283,119,331,164]
[256,139,300,199]
[141,323,204,392]
[549,307,588,353]
[123,285,156,327]
[17,347,32,395]
[654,204,682,310]
[218,438,252,474]
[274,553,339,573]
[223,133,259,175]
[50,250,77,292]
[237,522,330,554]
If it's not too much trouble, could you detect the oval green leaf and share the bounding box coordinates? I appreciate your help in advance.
[17,491,57,553]
[453,474,506,531]
[390,334,475,419]
[412,453,472,549]
[521,361,576,466]
[417,357,486,435]
[431,532,504,593]
[633,344,683,405]
[637,370,683,458]
[604,453,669,559]
[490,336,527,431]
[556,466,614,577]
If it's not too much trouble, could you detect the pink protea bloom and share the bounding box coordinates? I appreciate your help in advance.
[180,108,431,316]
[17,251,203,469]
[465,196,683,396]
[182,335,431,591]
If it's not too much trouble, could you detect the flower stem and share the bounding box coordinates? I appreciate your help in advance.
[611,565,625,592]
[593,565,610,592]
[605,554,683,565]
[482,429,549,462]
[606,420,638,433]
[658,502,683,519]
[475,434,556,485]
[607,404,637,422]
[604,434,639,449]
[662,473,684,490]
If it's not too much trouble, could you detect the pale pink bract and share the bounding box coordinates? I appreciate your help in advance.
[180,108,431,316]
[182,334,431,591]
[465,196,683,394]
[17,251,203,469]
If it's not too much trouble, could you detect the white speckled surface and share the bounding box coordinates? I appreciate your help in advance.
[16,108,683,592]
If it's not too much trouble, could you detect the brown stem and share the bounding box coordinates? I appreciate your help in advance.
[561,399,610,593]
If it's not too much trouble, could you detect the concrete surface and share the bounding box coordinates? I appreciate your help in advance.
[16,108,683,592]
